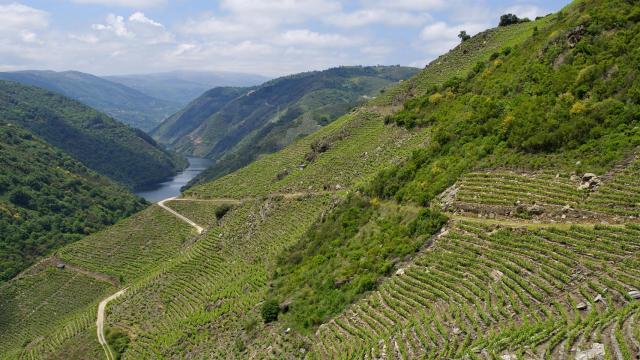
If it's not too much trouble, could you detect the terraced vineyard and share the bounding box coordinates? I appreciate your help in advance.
[106,195,333,357]
[441,157,640,222]
[306,220,640,359]
[0,264,113,359]
[584,157,640,218]
[58,206,195,283]
[164,199,240,228]
[185,110,428,200]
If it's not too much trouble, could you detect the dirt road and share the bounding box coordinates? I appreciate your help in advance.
[97,288,127,360]
[158,197,204,234]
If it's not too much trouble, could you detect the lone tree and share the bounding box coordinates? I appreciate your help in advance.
[458,30,471,42]
[499,13,530,26]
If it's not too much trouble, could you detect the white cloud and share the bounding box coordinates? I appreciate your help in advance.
[326,9,430,28]
[220,0,341,19]
[129,12,163,27]
[362,0,447,11]
[279,29,359,48]
[0,3,49,33]
[503,5,546,20]
[419,21,488,55]
[71,0,166,8]
[92,14,133,38]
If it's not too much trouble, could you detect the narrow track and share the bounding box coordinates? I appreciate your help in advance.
[97,288,127,360]
[158,197,204,234]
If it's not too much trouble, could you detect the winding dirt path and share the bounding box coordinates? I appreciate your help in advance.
[97,288,127,360]
[158,197,204,234]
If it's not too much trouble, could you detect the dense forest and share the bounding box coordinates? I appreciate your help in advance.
[0,123,146,281]
[0,80,186,189]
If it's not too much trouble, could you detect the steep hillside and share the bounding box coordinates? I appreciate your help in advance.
[6,1,640,359]
[0,16,538,359]
[105,70,269,105]
[151,87,247,145]
[0,80,186,189]
[0,70,180,131]
[0,122,145,282]
[152,66,419,185]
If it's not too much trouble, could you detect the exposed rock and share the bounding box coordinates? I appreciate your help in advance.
[567,25,587,48]
[279,300,292,313]
[576,302,588,310]
[576,343,605,360]
[579,173,602,191]
[438,184,459,210]
[593,294,604,303]
[628,290,640,300]
[501,353,517,360]
[562,204,572,213]
[284,327,291,334]
[56,263,65,269]
[395,268,406,276]
[527,204,545,215]
[452,327,462,335]
[490,269,504,282]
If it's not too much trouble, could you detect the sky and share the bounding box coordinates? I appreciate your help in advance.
[0,0,569,77]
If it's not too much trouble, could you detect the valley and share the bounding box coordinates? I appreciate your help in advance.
[1,0,640,359]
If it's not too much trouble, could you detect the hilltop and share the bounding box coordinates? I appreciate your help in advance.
[0,81,186,189]
[151,65,419,186]
[105,70,269,105]
[0,70,181,131]
[2,0,640,359]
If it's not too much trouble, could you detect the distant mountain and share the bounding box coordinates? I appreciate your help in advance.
[0,122,146,281]
[105,70,269,105]
[0,80,186,189]
[0,70,180,131]
[152,66,419,186]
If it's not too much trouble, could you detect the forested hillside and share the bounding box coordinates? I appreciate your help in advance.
[152,66,419,186]
[0,70,180,131]
[0,81,186,189]
[0,123,145,281]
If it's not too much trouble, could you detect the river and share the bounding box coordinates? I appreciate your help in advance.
[135,157,213,203]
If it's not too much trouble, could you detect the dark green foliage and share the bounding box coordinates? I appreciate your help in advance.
[214,204,232,221]
[0,70,181,131]
[459,30,472,42]
[0,123,145,281]
[374,0,640,205]
[261,299,280,323]
[105,328,130,359]
[0,80,186,189]
[152,66,420,187]
[268,195,447,330]
[500,13,530,27]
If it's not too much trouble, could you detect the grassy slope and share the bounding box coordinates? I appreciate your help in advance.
[0,80,186,189]
[0,123,146,281]
[0,13,564,360]
[0,70,180,131]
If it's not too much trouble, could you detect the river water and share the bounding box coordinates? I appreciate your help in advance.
[135,157,213,203]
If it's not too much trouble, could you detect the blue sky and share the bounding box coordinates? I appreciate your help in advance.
[0,0,568,76]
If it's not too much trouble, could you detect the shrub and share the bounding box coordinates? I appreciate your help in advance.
[215,204,232,220]
[105,328,130,359]
[261,299,280,323]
